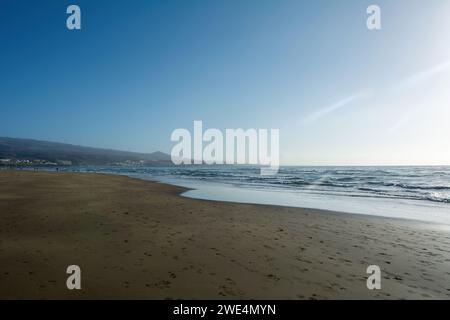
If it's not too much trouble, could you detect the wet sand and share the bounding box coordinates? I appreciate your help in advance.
[0,170,450,299]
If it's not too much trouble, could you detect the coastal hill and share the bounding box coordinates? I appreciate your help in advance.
[0,137,171,166]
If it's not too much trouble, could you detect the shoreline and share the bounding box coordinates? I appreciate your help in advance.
[1,170,450,299]
[53,170,450,228]
[110,172,450,228]
[8,166,450,226]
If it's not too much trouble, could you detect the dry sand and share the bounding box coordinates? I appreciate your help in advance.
[0,170,450,299]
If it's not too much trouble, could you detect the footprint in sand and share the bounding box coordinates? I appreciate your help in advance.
[266,274,281,281]
[154,280,171,289]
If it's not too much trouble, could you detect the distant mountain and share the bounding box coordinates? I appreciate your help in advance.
[0,137,172,166]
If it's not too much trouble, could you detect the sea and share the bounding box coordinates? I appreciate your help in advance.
[47,165,450,225]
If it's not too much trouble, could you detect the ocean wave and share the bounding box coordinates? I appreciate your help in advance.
[57,165,450,205]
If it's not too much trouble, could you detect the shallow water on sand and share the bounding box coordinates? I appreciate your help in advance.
[51,165,450,225]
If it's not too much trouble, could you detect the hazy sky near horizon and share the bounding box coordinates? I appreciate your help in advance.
[1,0,449,165]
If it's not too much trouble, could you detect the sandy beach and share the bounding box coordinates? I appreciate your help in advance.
[0,170,449,299]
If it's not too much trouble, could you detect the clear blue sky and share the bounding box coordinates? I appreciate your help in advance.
[1,0,449,165]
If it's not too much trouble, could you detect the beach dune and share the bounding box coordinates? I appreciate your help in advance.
[0,170,449,299]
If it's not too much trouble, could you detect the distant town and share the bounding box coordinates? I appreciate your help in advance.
[0,137,172,167]
[0,158,151,167]
[0,158,72,166]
